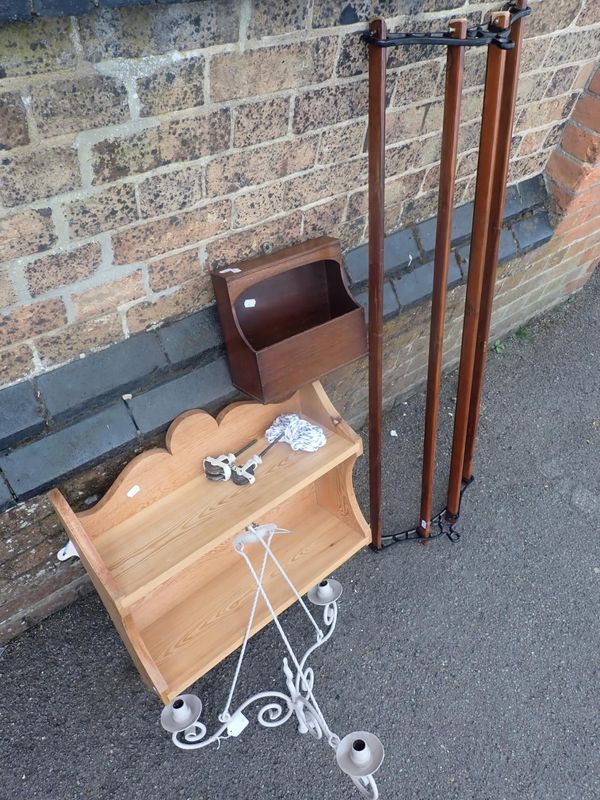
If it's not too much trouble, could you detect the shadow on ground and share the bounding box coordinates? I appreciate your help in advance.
[2,270,599,800]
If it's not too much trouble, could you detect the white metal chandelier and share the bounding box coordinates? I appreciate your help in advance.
[160,523,385,798]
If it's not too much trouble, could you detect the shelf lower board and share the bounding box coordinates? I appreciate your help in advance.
[97,428,357,604]
[140,500,368,703]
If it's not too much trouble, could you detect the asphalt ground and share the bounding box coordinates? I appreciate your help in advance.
[2,268,599,800]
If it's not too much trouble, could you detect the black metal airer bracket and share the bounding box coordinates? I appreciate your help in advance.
[364,2,531,550]
[362,3,531,51]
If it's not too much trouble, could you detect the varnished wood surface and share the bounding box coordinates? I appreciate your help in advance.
[462,0,528,481]
[367,17,388,550]
[48,382,370,704]
[211,236,367,402]
[418,19,468,537]
[445,11,510,519]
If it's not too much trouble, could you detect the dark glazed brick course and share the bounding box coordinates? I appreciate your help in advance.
[355,282,400,321]
[0,474,13,512]
[157,306,223,368]
[512,212,554,252]
[345,227,419,284]
[0,381,45,451]
[417,202,475,254]
[127,358,235,435]
[0,404,137,499]
[36,333,168,423]
[394,258,462,308]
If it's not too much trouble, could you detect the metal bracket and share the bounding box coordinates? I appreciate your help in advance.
[362,4,530,51]
[57,539,79,561]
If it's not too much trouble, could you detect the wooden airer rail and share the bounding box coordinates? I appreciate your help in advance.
[49,381,370,704]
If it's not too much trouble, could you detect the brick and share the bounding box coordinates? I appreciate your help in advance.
[37,331,167,422]
[512,212,554,252]
[234,159,366,227]
[354,281,399,321]
[147,248,202,292]
[384,173,428,233]
[0,93,29,150]
[204,212,304,271]
[392,61,443,108]
[543,29,600,68]
[138,56,204,117]
[391,139,439,178]
[0,269,16,307]
[417,201,474,254]
[211,38,336,103]
[520,40,552,76]
[206,138,318,197]
[588,69,600,97]
[138,165,204,218]
[0,343,34,386]
[548,179,600,215]
[572,93,600,134]
[72,270,145,320]
[157,107,230,165]
[158,305,223,368]
[233,97,290,148]
[248,0,311,37]
[577,0,600,25]
[0,143,79,207]
[525,0,581,36]
[386,105,427,145]
[126,275,213,333]
[545,66,579,99]
[573,63,596,93]
[318,120,366,165]
[543,123,565,150]
[301,196,347,239]
[0,404,137,499]
[0,381,45,450]
[0,298,66,349]
[91,127,161,184]
[0,17,76,77]
[546,150,600,193]
[128,357,234,435]
[516,95,576,133]
[30,74,128,137]
[293,80,367,134]
[34,314,124,367]
[79,1,239,61]
[507,151,551,184]
[394,258,462,308]
[344,227,418,285]
[518,129,547,157]
[65,183,138,239]
[112,200,230,264]
[24,242,102,297]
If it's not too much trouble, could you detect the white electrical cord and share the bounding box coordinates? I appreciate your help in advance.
[265,414,326,452]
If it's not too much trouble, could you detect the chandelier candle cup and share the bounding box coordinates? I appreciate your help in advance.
[160,694,203,733]
[308,578,343,605]
[336,731,385,778]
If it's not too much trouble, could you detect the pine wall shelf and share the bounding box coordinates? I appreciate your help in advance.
[49,381,370,704]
